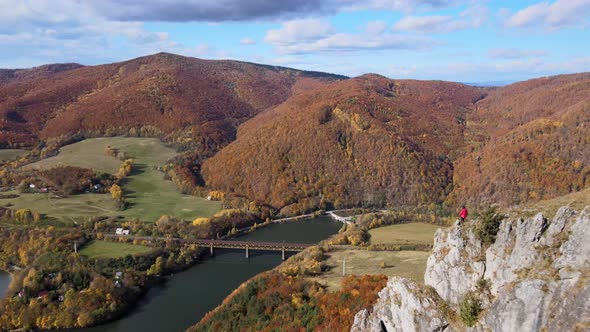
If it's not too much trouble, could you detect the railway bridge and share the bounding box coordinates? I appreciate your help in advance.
[103,234,312,260]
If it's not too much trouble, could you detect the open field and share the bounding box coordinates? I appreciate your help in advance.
[9,137,221,222]
[307,222,439,291]
[0,149,28,162]
[79,240,153,259]
[510,188,590,218]
[368,222,442,246]
[24,137,178,174]
[307,248,429,291]
[0,190,119,223]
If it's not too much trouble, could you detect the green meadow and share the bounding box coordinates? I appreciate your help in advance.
[79,240,153,259]
[6,137,221,223]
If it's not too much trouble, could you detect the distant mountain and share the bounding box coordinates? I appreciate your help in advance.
[462,80,514,87]
[0,63,83,84]
[0,52,345,148]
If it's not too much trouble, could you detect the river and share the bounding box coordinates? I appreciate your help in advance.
[0,269,10,298]
[64,216,341,332]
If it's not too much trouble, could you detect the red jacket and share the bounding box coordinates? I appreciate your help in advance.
[460,208,468,219]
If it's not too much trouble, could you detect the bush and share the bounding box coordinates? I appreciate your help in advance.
[475,206,505,246]
[459,292,482,327]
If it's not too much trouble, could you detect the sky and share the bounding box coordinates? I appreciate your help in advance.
[1,0,589,82]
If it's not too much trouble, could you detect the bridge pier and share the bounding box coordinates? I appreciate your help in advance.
[282,247,285,260]
[245,245,249,258]
[210,243,214,256]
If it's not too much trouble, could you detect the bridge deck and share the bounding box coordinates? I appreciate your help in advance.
[103,234,313,251]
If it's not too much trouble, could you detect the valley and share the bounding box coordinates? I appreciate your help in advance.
[0,53,588,332]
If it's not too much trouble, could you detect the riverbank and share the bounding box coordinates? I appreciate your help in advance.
[62,216,342,332]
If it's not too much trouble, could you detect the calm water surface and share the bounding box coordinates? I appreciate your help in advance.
[64,216,341,332]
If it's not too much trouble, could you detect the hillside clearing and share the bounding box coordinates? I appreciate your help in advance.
[11,137,221,222]
[24,137,177,174]
[0,149,28,162]
[79,240,153,259]
[510,188,590,218]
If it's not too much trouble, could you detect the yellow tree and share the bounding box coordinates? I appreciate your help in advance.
[110,184,123,201]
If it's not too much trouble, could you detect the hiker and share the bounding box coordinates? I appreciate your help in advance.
[459,206,468,223]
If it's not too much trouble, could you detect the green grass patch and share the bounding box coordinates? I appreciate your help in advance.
[79,240,152,259]
[368,222,441,246]
[0,149,28,162]
[24,137,177,174]
[307,249,429,291]
[12,137,221,222]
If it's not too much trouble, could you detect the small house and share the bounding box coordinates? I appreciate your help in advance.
[115,271,123,279]
[115,228,124,235]
[123,229,130,235]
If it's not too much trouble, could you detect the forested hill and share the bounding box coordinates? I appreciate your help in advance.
[203,73,590,213]
[1,53,588,213]
[202,74,487,215]
[0,52,345,149]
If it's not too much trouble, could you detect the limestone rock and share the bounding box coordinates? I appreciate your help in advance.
[350,277,449,332]
[424,226,485,304]
[352,206,590,332]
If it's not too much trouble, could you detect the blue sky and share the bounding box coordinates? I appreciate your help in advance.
[1,0,589,82]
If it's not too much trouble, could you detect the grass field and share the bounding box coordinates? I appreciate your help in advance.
[24,137,177,174]
[0,149,28,162]
[510,188,590,218]
[79,240,153,259]
[9,137,221,222]
[307,249,429,291]
[368,222,442,246]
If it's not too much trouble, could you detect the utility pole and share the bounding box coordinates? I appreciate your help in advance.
[74,241,77,253]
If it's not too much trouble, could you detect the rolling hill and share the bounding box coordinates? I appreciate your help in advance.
[202,74,487,214]
[1,53,588,213]
[203,73,590,213]
[449,73,590,207]
[0,53,345,149]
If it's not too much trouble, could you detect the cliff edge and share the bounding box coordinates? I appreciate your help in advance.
[351,206,590,332]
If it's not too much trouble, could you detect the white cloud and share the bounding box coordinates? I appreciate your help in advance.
[240,37,256,45]
[264,17,435,55]
[265,19,334,45]
[393,4,487,32]
[365,20,389,35]
[272,33,434,54]
[393,15,452,32]
[488,48,547,59]
[505,0,590,29]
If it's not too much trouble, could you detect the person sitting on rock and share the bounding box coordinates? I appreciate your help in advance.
[459,206,468,223]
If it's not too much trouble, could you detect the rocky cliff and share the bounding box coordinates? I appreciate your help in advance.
[351,206,590,332]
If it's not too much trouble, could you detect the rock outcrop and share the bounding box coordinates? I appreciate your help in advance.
[351,206,590,332]
[351,278,449,332]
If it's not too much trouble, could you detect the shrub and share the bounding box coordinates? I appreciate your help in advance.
[459,292,482,327]
[475,206,505,246]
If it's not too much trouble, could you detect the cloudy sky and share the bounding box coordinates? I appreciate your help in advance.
[1,0,589,82]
